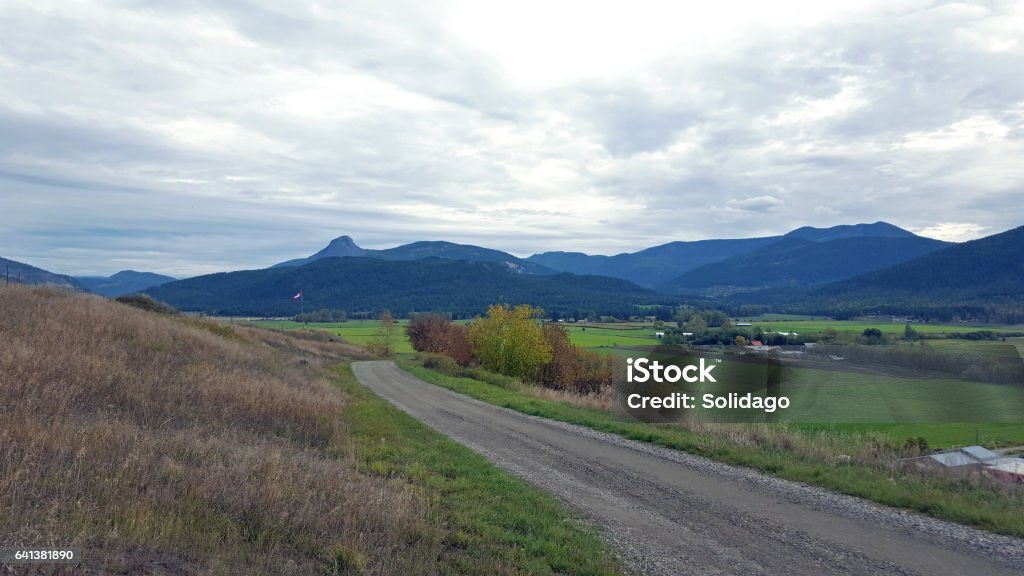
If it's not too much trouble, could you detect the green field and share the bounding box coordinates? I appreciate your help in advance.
[779,367,1024,424]
[919,337,1024,359]
[244,318,1024,357]
[244,319,665,354]
[562,325,659,349]
[734,317,1024,336]
[797,423,1024,450]
[245,319,417,353]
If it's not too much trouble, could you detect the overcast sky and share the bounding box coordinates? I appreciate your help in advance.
[2,0,1022,277]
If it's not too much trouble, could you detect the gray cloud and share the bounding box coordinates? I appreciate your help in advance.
[0,0,1022,276]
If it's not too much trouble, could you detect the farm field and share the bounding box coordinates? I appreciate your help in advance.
[796,423,1024,450]
[246,319,664,354]
[249,316,1024,360]
[243,319,417,353]
[919,337,1024,359]
[562,325,659,349]
[778,367,1024,424]
[734,317,1024,336]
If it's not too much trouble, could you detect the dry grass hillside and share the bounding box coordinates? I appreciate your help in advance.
[0,285,441,575]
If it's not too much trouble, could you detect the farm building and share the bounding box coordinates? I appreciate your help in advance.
[985,458,1024,483]
[920,446,999,470]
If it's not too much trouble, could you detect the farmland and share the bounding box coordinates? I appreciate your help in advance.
[250,317,1023,447]
[733,316,1024,336]
[245,316,1024,355]
[779,367,1024,424]
[245,319,417,353]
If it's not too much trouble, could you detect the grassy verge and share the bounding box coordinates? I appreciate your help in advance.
[399,360,1024,537]
[334,363,623,576]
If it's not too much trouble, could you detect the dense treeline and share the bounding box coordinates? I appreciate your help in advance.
[784,299,1024,324]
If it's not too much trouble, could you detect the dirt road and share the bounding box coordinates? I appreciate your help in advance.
[352,361,1024,576]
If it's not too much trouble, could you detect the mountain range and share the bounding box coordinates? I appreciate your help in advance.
[662,235,951,297]
[5,221,1022,322]
[75,270,177,297]
[527,221,917,287]
[792,225,1024,320]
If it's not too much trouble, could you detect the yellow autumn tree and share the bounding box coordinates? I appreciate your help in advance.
[367,309,399,357]
[468,304,551,381]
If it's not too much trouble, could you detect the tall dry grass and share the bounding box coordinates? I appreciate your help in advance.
[0,285,438,575]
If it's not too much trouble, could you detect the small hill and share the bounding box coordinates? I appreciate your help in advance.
[76,269,177,297]
[793,225,1024,321]
[146,256,668,317]
[662,235,950,297]
[783,221,916,242]
[274,236,552,274]
[0,256,82,290]
[374,241,553,274]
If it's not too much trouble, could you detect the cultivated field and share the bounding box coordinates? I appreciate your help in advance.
[249,319,417,353]
[780,367,1024,423]
[734,316,1024,336]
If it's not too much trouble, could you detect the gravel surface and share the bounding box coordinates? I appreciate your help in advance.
[353,361,1024,576]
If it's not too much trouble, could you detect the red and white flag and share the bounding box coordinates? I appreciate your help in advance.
[292,290,302,300]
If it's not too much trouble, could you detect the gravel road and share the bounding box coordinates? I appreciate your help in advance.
[352,361,1024,576]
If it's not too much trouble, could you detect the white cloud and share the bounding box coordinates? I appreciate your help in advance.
[0,0,1022,275]
[726,195,785,211]
[913,222,990,242]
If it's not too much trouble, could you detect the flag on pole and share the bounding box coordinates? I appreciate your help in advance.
[292,290,302,300]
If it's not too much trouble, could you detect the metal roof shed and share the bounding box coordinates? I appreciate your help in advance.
[984,458,1024,482]
[960,446,999,462]
[928,452,980,467]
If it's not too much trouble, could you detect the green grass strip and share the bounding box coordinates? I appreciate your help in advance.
[399,361,1024,538]
[333,363,623,576]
